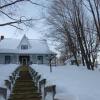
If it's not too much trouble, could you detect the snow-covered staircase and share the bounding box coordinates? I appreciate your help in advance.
[8,66,42,100]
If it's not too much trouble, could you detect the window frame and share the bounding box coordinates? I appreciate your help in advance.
[37,56,43,64]
[5,56,11,64]
[21,45,28,50]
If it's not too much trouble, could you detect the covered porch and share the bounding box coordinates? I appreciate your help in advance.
[17,54,49,65]
[19,55,30,65]
[0,53,52,65]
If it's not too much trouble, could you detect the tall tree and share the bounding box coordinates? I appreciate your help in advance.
[46,0,98,70]
[86,0,100,40]
[46,0,79,66]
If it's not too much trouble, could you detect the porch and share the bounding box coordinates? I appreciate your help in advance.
[0,54,49,64]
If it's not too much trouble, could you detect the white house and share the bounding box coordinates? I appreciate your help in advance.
[0,35,56,65]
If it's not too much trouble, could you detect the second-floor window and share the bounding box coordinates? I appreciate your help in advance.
[21,45,28,50]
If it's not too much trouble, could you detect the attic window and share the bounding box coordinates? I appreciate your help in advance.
[21,45,28,50]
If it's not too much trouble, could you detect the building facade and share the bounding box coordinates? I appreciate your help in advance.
[0,35,56,65]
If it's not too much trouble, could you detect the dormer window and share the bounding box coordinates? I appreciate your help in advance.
[21,45,28,50]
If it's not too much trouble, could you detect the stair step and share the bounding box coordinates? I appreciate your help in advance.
[8,96,42,100]
[13,91,38,94]
[13,84,36,88]
[9,93,42,99]
[15,82,35,85]
[10,92,41,96]
[10,93,41,98]
[13,85,37,89]
[9,96,42,99]
[13,88,38,93]
[16,80,34,82]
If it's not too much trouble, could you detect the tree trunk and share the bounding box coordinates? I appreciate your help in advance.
[82,56,85,66]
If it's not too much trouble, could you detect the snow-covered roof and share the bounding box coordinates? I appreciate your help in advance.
[0,35,55,54]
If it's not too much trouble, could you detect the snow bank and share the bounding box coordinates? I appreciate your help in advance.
[0,64,18,88]
[31,64,100,100]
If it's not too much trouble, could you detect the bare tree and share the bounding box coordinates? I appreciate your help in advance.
[46,0,80,66]
[46,0,98,70]
[86,0,100,40]
[0,0,44,30]
[69,0,98,69]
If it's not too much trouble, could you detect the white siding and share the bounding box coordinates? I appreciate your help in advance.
[11,54,18,64]
[0,54,17,64]
[0,54,50,64]
[43,55,49,64]
[0,54,5,63]
[31,54,49,64]
[32,55,37,64]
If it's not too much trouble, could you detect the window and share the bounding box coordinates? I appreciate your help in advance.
[37,56,43,64]
[21,45,28,50]
[38,56,42,60]
[5,56,10,64]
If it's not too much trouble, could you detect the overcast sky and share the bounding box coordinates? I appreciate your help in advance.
[0,0,50,39]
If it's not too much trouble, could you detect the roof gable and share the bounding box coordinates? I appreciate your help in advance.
[0,35,55,54]
[17,35,31,49]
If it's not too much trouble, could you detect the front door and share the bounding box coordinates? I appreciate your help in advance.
[19,55,30,65]
[22,58,27,65]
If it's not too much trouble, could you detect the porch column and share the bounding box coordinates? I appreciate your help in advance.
[30,55,33,64]
[36,55,38,64]
[16,55,19,64]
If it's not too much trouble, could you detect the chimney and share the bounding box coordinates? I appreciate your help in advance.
[1,36,4,40]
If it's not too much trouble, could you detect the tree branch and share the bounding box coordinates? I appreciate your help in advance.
[0,18,32,26]
[0,0,48,9]
[9,24,23,30]
[0,10,17,20]
[0,0,25,9]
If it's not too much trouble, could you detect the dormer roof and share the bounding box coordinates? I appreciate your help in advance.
[17,34,31,49]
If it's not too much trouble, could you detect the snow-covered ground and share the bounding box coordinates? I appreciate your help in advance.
[0,64,100,100]
[31,64,100,100]
[0,64,18,100]
[0,64,18,87]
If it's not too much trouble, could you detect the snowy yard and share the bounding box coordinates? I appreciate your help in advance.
[0,64,100,100]
[0,64,18,87]
[0,64,18,100]
[31,64,100,100]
